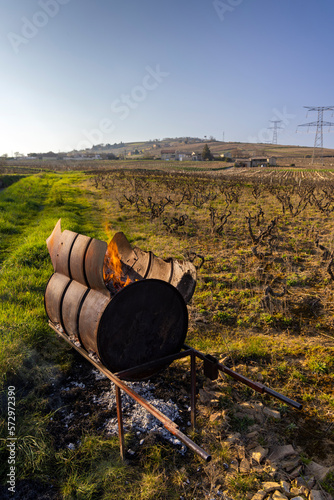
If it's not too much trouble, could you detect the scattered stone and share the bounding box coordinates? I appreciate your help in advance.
[290,497,304,500]
[235,444,246,460]
[289,465,303,479]
[252,446,269,464]
[253,464,265,473]
[309,490,325,500]
[276,472,290,483]
[262,482,282,493]
[272,490,288,500]
[266,463,279,478]
[295,476,315,489]
[280,481,290,495]
[263,407,281,419]
[268,445,297,463]
[290,487,304,496]
[251,490,267,500]
[240,458,251,472]
[306,461,333,482]
[247,440,261,451]
[300,486,310,497]
[238,401,265,422]
[281,457,301,472]
[225,433,241,444]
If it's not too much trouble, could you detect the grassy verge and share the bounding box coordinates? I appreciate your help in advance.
[0,172,106,383]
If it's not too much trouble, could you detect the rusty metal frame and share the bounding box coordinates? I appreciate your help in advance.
[49,321,211,462]
[49,321,302,463]
[184,344,303,410]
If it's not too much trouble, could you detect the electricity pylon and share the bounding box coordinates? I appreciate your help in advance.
[268,120,283,144]
[298,106,334,164]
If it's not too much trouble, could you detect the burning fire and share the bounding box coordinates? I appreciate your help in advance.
[103,240,131,291]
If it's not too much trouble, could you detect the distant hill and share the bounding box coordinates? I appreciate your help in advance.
[70,138,334,167]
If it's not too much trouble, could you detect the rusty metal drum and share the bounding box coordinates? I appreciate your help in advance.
[44,273,71,327]
[45,220,194,380]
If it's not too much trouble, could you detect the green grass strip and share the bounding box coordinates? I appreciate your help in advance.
[0,172,105,387]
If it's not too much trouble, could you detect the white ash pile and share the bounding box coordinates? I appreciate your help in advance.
[92,372,187,453]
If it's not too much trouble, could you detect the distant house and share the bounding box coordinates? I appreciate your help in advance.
[235,158,252,168]
[220,152,232,159]
[161,149,202,161]
[161,149,176,160]
[177,152,193,161]
[235,156,277,167]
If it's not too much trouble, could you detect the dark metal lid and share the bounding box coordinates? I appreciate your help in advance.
[97,279,188,379]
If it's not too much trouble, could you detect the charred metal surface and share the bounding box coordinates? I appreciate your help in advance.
[112,231,196,303]
[96,280,188,378]
[203,354,219,381]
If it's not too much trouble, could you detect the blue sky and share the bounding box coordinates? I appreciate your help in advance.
[1,0,334,155]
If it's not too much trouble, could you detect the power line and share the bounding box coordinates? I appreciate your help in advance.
[268,120,283,144]
[298,106,334,164]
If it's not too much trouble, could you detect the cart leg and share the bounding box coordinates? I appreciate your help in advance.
[190,351,196,431]
[115,385,125,460]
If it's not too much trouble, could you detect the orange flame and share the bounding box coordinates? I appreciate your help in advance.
[104,239,131,290]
